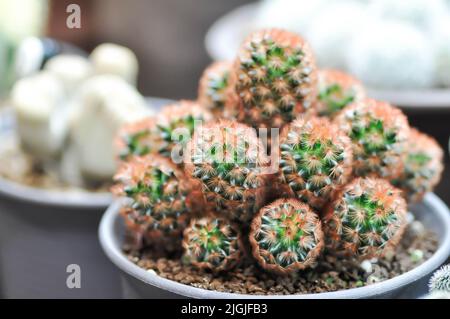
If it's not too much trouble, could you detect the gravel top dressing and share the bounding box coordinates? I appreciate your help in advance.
[124,221,437,295]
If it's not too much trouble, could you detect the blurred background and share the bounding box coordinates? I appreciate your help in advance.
[0,0,449,202]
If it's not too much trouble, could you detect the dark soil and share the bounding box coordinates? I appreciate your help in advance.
[125,221,438,295]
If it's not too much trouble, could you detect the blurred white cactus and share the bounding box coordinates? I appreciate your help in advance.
[429,264,450,294]
[90,43,139,86]
[68,75,151,181]
[10,71,67,161]
[44,54,93,94]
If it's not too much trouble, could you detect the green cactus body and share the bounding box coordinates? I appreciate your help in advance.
[391,128,444,203]
[113,155,202,251]
[324,178,407,258]
[182,217,241,272]
[117,100,212,162]
[317,69,366,118]
[228,29,317,129]
[198,61,232,118]
[334,98,409,178]
[184,120,270,224]
[249,198,324,275]
[279,116,353,209]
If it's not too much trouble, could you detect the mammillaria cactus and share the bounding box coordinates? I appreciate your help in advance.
[117,100,212,163]
[317,69,366,118]
[429,264,450,293]
[324,178,407,258]
[227,28,317,129]
[249,198,324,275]
[182,217,241,272]
[184,120,270,224]
[391,129,444,203]
[198,61,232,118]
[112,154,204,251]
[334,98,410,178]
[278,116,353,210]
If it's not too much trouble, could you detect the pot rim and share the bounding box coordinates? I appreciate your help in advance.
[0,175,112,208]
[99,193,450,299]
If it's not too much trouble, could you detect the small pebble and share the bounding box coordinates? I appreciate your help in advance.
[360,260,373,274]
[410,249,424,263]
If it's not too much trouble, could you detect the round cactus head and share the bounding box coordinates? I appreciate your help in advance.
[184,120,270,224]
[112,154,203,251]
[249,198,324,275]
[317,69,366,118]
[391,128,444,203]
[182,217,241,272]
[334,98,410,178]
[324,177,407,258]
[116,100,212,163]
[429,264,450,294]
[227,28,318,129]
[279,116,353,210]
[198,61,232,118]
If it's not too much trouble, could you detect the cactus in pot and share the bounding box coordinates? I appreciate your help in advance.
[316,69,366,118]
[69,75,151,181]
[333,98,410,178]
[278,116,353,210]
[391,128,444,203]
[198,61,232,118]
[182,217,242,272]
[227,28,318,129]
[323,177,408,259]
[117,100,212,164]
[184,120,271,224]
[90,43,139,86]
[249,198,324,275]
[10,71,67,162]
[112,154,204,252]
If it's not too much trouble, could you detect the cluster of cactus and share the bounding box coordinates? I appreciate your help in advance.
[112,28,444,277]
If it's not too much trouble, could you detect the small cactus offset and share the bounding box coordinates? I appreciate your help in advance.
[334,98,410,178]
[227,28,317,129]
[278,116,353,210]
[429,264,450,293]
[317,69,366,118]
[324,177,407,258]
[182,217,241,272]
[117,100,212,162]
[112,154,204,251]
[249,198,324,275]
[391,128,444,203]
[198,61,232,118]
[184,120,270,224]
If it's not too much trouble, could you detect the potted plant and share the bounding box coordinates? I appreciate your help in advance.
[0,43,162,298]
[100,29,450,299]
